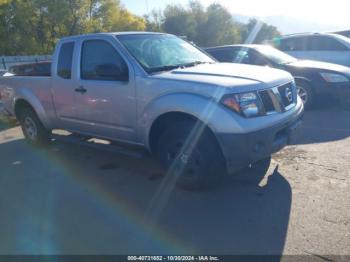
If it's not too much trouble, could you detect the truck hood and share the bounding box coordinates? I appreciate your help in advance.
[154,63,293,89]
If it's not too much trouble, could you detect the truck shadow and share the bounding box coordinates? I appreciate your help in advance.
[0,138,291,257]
[291,105,350,145]
[149,166,291,257]
[0,119,17,131]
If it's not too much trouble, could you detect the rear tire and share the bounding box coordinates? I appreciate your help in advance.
[19,107,50,146]
[155,120,226,190]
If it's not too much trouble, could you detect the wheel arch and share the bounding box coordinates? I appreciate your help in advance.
[294,76,314,90]
[148,111,214,153]
[148,111,227,171]
[14,96,51,129]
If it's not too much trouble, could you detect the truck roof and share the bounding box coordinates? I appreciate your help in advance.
[60,31,166,41]
[205,44,261,50]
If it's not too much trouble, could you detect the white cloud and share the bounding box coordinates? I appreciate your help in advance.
[201,0,349,27]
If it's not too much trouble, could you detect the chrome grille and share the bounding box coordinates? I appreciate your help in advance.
[258,82,296,114]
[278,82,295,108]
[259,90,275,113]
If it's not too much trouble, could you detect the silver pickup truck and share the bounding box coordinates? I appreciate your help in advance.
[0,32,303,189]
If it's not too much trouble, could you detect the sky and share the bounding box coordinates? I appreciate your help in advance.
[122,0,349,30]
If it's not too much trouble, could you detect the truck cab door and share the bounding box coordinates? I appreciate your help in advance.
[51,41,82,131]
[73,38,137,142]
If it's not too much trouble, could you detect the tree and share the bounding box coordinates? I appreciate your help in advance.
[162,4,196,39]
[145,0,280,47]
[241,19,281,44]
[198,3,242,47]
[159,1,242,47]
[0,0,146,55]
[144,9,163,32]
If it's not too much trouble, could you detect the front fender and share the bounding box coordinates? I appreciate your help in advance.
[139,93,243,150]
[13,88,52,129]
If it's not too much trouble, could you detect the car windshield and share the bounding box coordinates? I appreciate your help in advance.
[116,34,215,73]
[256,45,297,64]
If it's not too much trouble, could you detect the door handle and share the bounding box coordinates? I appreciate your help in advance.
[75,86,87,94]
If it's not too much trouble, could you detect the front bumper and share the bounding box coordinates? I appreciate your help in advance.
[217,111,303,174]
[316,82,350,96]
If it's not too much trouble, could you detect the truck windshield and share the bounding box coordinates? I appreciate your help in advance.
[116,34,215,73]
[256,45,297,65]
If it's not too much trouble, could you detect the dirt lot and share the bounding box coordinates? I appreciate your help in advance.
[0,105,349,257]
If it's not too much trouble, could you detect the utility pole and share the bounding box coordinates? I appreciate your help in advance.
[145,0,149,13]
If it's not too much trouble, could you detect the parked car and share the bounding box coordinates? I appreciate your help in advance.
[332,30,350,38]
[8,61,51,76]
[272,33,350,67]
[0,32,303,189]
[205,44,350,108]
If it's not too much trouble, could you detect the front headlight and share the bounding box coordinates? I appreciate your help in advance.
[221,92,263,118]
[320,72,349,83]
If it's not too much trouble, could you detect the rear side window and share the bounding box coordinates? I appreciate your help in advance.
[279,37,308,51]
[35,63,51,76]
[80,40,128,81]
[57,42,74,79]
[308,36,348,51]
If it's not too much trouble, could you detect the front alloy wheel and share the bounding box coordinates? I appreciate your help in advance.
[295,81,313,109]
[24,116,38,141]
[297,85,308,105]
[155,121,226,190]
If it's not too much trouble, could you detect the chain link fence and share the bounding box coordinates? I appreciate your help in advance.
[0,55,52,70]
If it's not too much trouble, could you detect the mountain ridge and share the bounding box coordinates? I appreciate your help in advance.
[232,14,348,35]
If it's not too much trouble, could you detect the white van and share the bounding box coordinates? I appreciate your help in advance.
[275,33,350,67]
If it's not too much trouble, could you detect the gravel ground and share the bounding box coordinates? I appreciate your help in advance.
[0,106,349,258]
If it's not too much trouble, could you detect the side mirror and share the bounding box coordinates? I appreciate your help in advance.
[95,63,128,81]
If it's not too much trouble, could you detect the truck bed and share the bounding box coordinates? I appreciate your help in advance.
[0,75,53,118]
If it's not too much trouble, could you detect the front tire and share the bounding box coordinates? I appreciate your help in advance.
[236,157,271,183]
[155,121,226,190]
[245,157,271,175]
[19,107,50,146]
[296,80,313,109]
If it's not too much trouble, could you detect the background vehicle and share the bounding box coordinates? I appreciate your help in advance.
[0,32,303,190]
[333,30,350,38]
[0,69,7,76]
[272,33,350,67]
[206,44,350,108]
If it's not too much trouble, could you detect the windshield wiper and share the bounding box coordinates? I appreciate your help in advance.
[148,65,183,73]
[180,61,214,68]
[148,61,213,73]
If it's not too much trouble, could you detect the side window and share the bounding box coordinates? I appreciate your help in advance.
[280,38,294,51]
[280,37,308,51]
[232,50,250,64]
[309,36,348,51]
[248,51,269,66]
[57,42,74,79]
[81,40,129,81]
[208,49,234,62]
